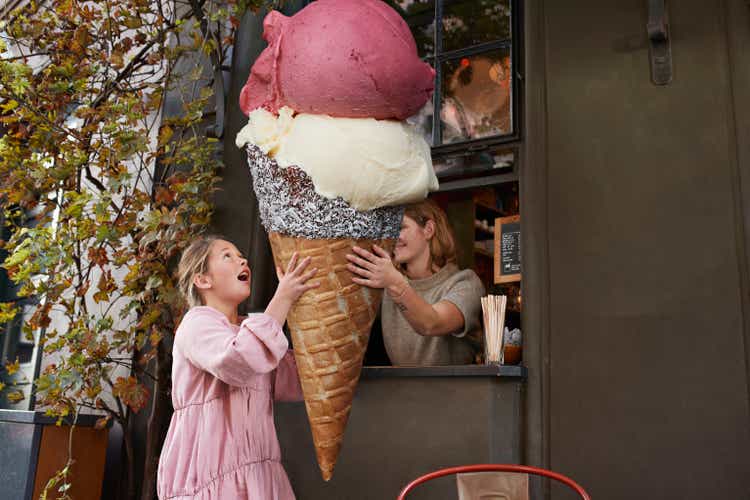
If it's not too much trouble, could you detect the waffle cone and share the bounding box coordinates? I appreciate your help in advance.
[268,232,393,481]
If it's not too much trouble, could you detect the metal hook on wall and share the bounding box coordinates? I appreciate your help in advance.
[647,0,673,85]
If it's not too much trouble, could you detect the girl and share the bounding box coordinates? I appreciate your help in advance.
[157,235,318,499]
[346,199,484,366]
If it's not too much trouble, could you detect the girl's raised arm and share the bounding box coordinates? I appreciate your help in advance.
[175,307,289,386]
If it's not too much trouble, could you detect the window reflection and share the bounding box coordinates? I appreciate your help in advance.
[441,49,512,144]
[385,0,516,144]
[407,100,434,146]
[384,0,436,58]
[413,22,435,58]
[433,147,513,179]
[442,0,511,52]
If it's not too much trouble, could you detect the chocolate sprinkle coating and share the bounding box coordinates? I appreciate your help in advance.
[245,145,404,239]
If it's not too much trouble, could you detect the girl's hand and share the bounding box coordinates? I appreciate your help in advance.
[346,244,403,290]
[275,252,320,304]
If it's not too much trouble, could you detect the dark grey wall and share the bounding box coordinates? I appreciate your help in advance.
[275,376,524,500]
[524,0,750,498]
[727,0,750,407]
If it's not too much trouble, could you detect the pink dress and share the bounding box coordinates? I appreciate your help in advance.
[157,306,303,499]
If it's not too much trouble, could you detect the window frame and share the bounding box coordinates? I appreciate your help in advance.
[423,0,524,160]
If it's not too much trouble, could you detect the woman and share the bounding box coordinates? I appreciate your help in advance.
[346,199,485,366]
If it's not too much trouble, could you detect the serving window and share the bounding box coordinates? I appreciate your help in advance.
[365,0,523,367]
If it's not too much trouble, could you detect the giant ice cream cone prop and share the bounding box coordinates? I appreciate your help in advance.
[268,233,392,480]
[235,0,438,480]
[242,144,410,480]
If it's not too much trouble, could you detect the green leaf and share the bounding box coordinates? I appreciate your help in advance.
[92,289,110,303]
[4,247,31,271]
[35,374,52,392]
[123,16,142,29]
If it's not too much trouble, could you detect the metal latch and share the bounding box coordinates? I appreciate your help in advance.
[647,0,672,85]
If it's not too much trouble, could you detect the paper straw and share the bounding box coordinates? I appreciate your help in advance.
[481,295,507,364]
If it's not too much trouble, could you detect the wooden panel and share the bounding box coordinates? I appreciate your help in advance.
[519,1,551,493]
[275,377,523,499]
[725,0,750,412]
[542,1,750,499]
[32,425,108,500]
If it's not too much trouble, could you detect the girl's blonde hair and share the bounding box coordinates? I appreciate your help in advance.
[177,235,222,308]
[402,199,457,270]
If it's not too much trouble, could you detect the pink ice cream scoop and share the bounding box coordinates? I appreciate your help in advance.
[239,0,435,120]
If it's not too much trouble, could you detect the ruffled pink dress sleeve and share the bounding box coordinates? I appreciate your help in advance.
[157,306,301,500]
[273,351,304,402]
[177,307,289,384]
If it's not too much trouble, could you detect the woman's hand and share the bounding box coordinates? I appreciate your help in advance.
[346,245,404,290]
[275,252,320,304]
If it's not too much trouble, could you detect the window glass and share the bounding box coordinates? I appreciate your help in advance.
[384,0,436,58]
[442,0,511,52]
[408,100,435,146]
[440,49,512,144]
[387,0,517,147]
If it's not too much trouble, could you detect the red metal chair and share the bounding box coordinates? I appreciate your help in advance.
[397,464,591,500]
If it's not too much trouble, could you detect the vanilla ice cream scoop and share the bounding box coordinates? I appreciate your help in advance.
[236,107,439,211]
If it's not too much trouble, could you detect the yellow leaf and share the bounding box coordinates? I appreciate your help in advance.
[149,329,162,346]
[111,51,124,68]
[0,302,18,323]
[1,100,18,112]
[7,390,25,403]
[5,357,20,375]
[158,125,173,146]
[95,416,110,430]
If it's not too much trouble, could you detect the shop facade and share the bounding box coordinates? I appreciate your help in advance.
[1,0,748,498]
[219,1,529,495]
[216,1,750,498]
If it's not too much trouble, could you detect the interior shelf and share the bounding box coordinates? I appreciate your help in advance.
[476,201,503,219]
[474,247,494,258]
[475,226,495,240]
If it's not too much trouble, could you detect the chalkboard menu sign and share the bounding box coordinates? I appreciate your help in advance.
[494,215,521,283]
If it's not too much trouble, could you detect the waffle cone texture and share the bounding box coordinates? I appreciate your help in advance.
[268,232,394,481]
